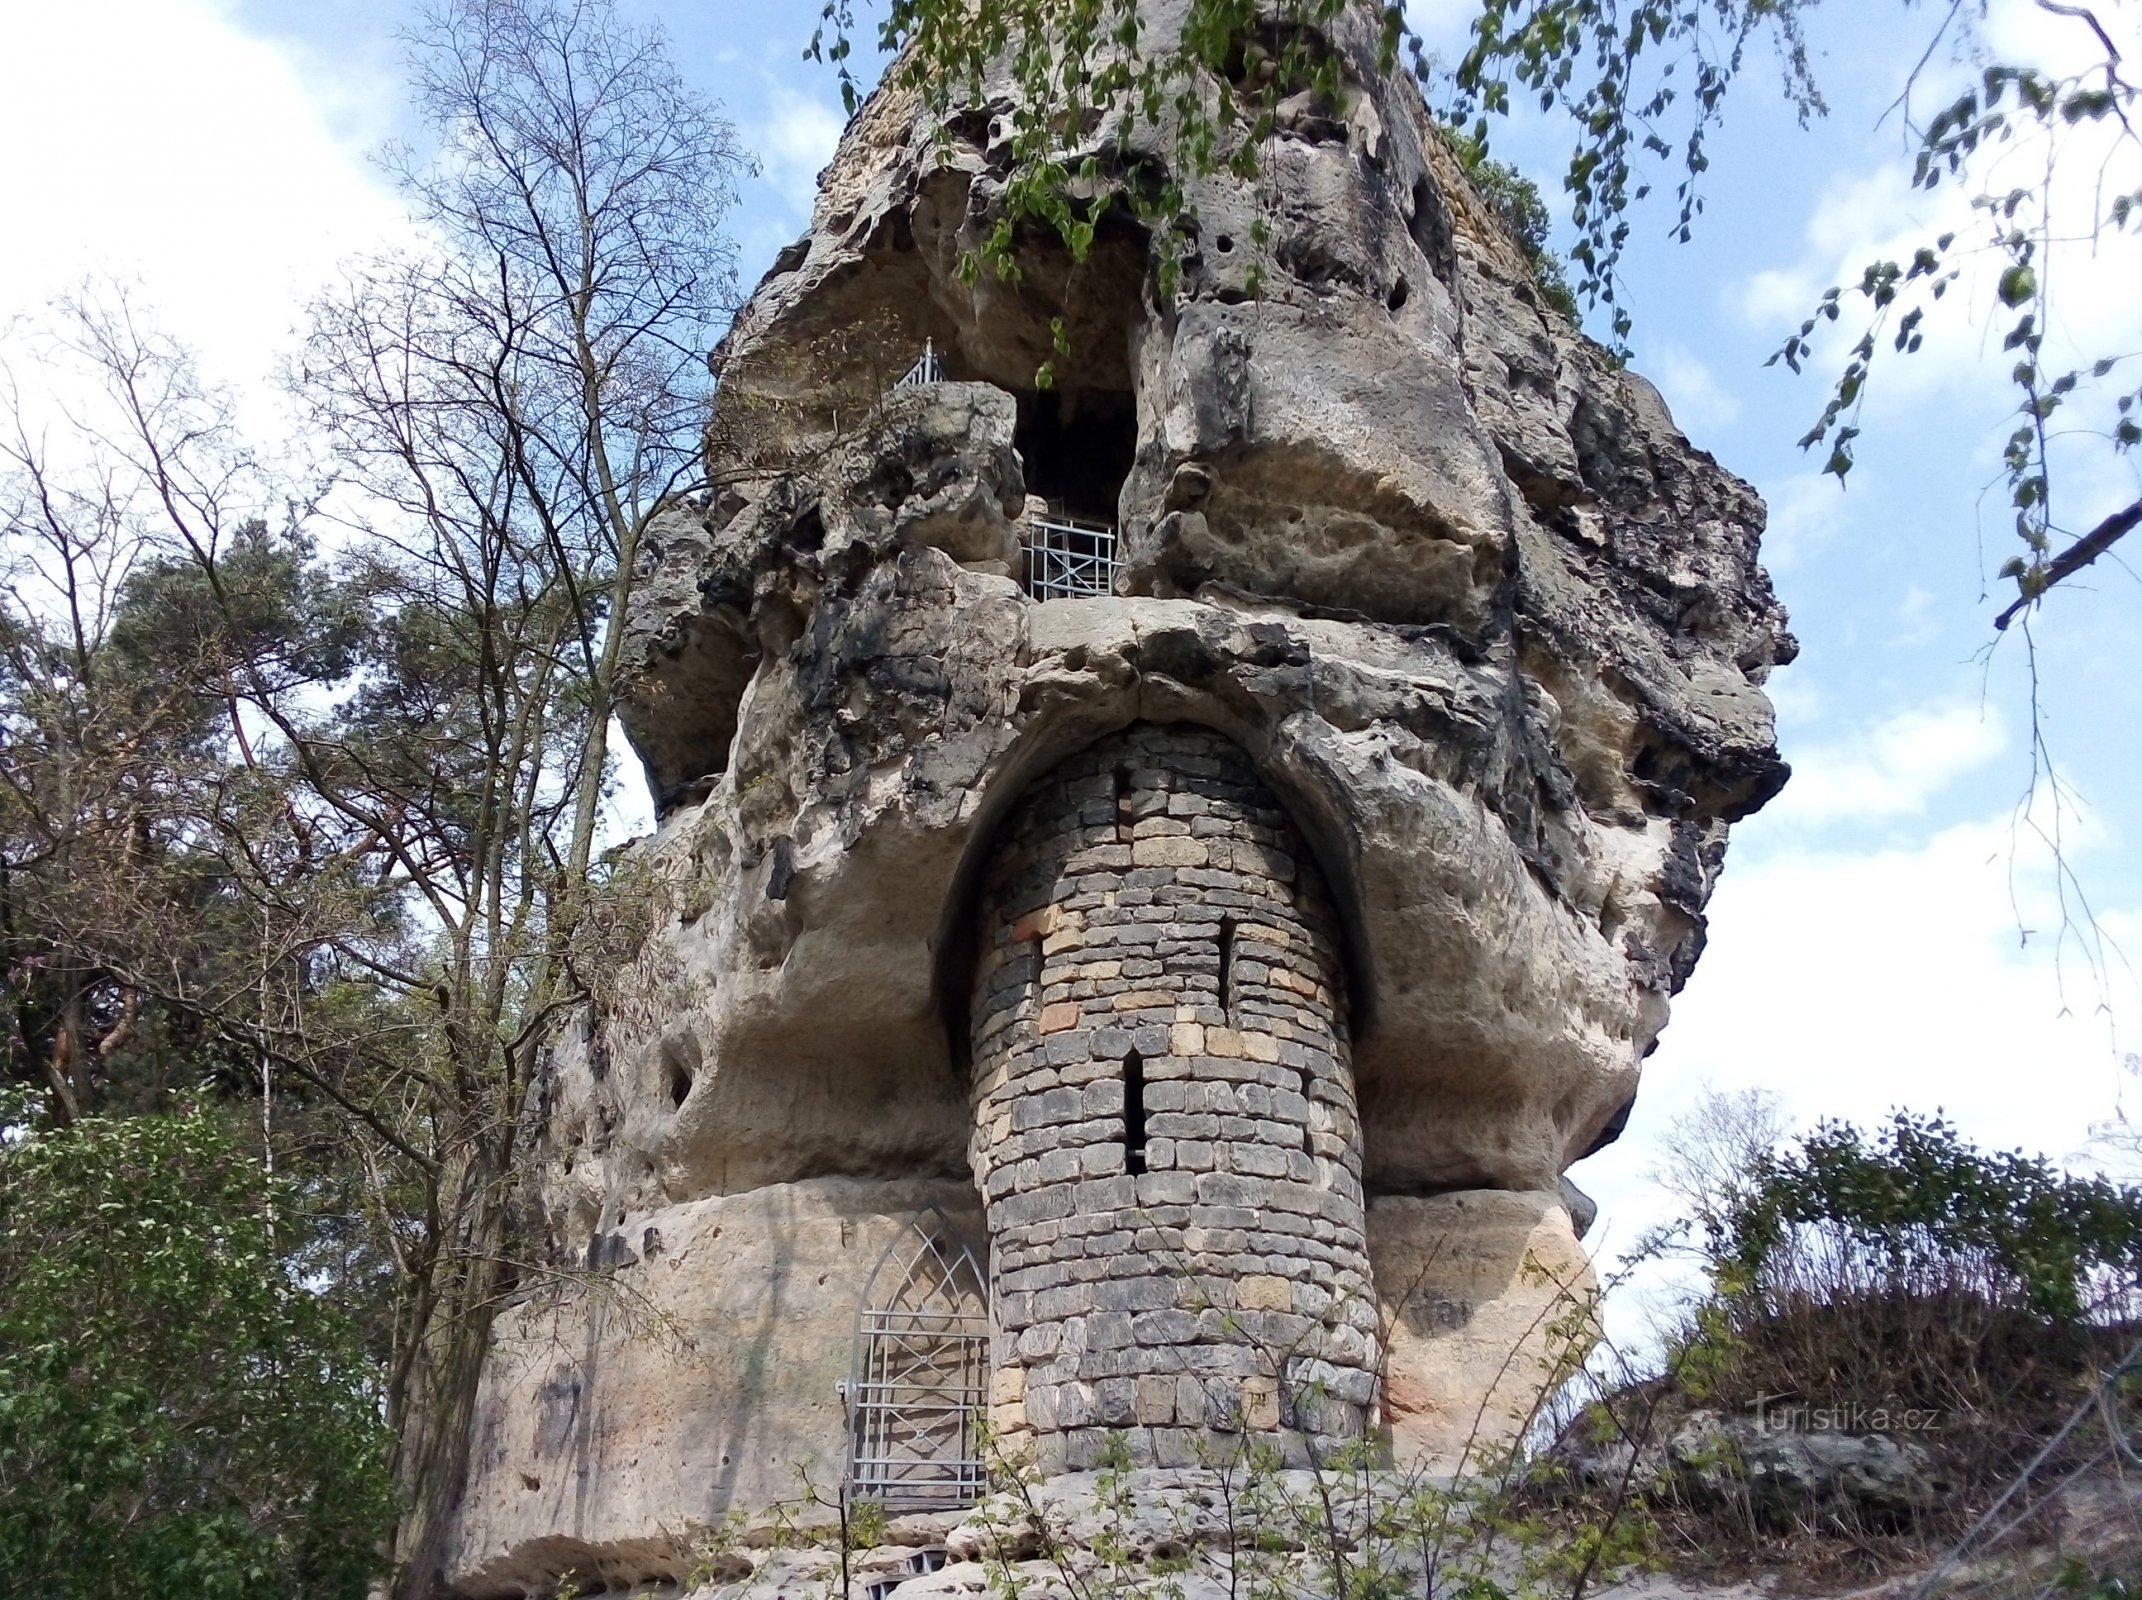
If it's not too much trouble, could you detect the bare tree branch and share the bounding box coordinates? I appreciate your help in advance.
[1996,496,2142,630]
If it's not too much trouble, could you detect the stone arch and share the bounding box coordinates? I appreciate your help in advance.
[930,703,1379,1090]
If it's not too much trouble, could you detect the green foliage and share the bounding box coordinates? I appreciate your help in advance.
[1717,1110,2142,1323]
[846,1494,890,1551]
[0,1094,395,1599]
[1449,0,1823,347]
[810,0,1805,347]
[2057,1558,2136,1600]
[811,0,1396,307]
[1756,47,2141,624]
[1618,1107,2142,1541]
[6,2,753,1584]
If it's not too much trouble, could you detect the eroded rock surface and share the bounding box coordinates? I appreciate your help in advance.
[1372,1190,1595,1474]
[449,0,1791,1589]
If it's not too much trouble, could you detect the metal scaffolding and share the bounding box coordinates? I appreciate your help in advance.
[1022,512,1118,600]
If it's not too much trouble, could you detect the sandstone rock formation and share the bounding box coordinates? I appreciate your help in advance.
[443,0,1792,1588]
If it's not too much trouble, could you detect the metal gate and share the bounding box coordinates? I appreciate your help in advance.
[842,1206,990,1511]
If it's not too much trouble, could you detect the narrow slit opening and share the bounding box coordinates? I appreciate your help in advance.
[1113,765,1133,842]
[1218,916,1237,1018]
[1123,1051,1147,1175]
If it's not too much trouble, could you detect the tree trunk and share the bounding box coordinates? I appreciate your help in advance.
[385,1153,512,1600]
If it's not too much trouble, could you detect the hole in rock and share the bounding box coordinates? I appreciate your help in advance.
[1114,764,1134,842]
[1216,233,1235,254]
[1013,387,1136,525]
[664,1045,694,1110]
[1386,275,1409,312]
[1124,1050,1148,1175]
[1409,177,1456,285]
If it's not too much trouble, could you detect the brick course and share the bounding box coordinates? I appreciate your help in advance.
[970,724,1379,1467]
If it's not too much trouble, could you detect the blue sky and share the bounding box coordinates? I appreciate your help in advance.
[6,0,2138,1331]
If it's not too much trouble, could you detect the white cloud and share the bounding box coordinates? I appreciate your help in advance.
[1759,663,1825,726]
[1977,0,2135,88]
[0,0,411,396]
[1767,701,2007,827]
[1893,582,1938,645]
[1733,8,2141,437]
[1646,341,1743,440]
[1756,468,1851,573]
[1736,167,1924,329]
[755,85,848,199]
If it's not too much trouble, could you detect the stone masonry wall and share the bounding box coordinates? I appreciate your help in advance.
[969,723,1381,1469]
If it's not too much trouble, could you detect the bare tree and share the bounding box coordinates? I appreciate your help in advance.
[381,0,747,901]
[3,2,747,1592]
[1645,1082,1793,1252]
[290,3,747,1588]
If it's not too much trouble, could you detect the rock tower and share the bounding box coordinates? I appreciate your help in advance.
[442,2,1794,1591]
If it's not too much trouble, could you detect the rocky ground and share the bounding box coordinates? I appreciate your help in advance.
[511,1463,2140,1600]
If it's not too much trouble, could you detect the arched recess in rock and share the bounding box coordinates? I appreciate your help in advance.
[710,165,1152,494]
[928,694,1383,1101]
[962,721,1381,1468]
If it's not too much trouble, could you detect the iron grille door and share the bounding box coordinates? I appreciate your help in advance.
[843,1206,990,1511]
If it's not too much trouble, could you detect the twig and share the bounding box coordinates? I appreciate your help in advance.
[1995,497,2142,629]
[1911,1329,2142,1597]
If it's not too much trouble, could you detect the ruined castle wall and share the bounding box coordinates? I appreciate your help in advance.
[969,723,1381,1468]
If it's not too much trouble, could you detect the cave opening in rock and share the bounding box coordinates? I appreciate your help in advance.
[662,1039,695,1110]
[1013,387,1136,599]
[1012,387,1136,525]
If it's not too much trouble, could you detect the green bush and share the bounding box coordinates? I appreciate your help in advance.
[0,1096,395,1599]
[1719,1110,2142,1323]
[1644,1108,2142,1522]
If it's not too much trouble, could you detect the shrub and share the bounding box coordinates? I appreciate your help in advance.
[1445,131,1581,320]
[0,1095,395,1599]
[1615,1108,2142,1561]
[1720,1111,2142,1323]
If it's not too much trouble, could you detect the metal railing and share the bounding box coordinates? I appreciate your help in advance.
[1023,512,1118,600]
[893,338,943,390]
